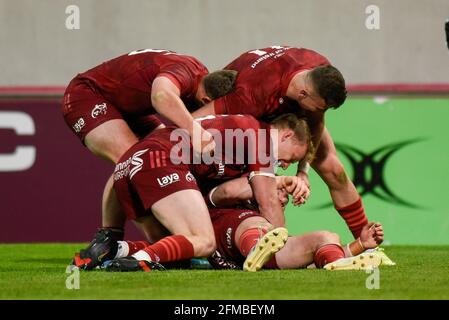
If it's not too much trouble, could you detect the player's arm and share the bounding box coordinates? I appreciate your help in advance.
[209,175,301,208]
[295,110,324,198]
[208,177,253,207]
[192,91,263,118]
[192,101,216,118]
[249,173,285,228]
[151,76,214,153]
[151,76,195,132]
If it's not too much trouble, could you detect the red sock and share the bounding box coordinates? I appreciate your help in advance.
[142,235,194,263]
[336,198,368,238]
[238,228,266,256]
[126,241,150,256]
[313,244,345,268]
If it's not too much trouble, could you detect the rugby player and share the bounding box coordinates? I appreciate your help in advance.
[192,45,370,240]
[96,175,384,272]
[206,176,384,271]
[74,114,313,271]
[63,49,237,265]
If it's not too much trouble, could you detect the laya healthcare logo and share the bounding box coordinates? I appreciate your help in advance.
[91,103,107,118]
[157,173,180,187]
[319,139,424,208]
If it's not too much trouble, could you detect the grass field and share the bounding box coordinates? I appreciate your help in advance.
[0,244,448,300]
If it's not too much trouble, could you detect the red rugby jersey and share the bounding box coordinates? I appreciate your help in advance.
[143,114,275,191]
[77,49,208,116]
[214,46,330,121]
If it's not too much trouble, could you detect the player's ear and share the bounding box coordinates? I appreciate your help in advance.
[201,96,212,105]
[298,89,308,100]
[281,129,294,142]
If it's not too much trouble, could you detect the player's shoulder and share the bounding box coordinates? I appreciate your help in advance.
[164,52,207,68]
[226,114,264,129]
[287,47,330,64]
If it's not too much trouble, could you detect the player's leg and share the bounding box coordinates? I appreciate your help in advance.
[64,81,139,269]
[273,230,382,270]
[274,231,343,269]
[105,190,216,272]
[84,119,138,163]
[109,215,171,260]
[205,208,287,271]
[133,214,171,244]
[234,216,288,272]
[63,78,138,164]
[148,189,216,258]
[101,175,127,230]
[312,127,368,238]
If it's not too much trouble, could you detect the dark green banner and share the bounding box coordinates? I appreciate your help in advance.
[282,97,449,244]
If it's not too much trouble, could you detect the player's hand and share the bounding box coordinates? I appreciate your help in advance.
[191,122,216,156]
[277,188,289,208]
[360,222,384,249]
[281,176,310,206]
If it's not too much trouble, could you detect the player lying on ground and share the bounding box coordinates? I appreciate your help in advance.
[63,48,237,255]
[98,176,383,272]
[73,113,313,271]
[205,176,384,271]
[192,45,370,240]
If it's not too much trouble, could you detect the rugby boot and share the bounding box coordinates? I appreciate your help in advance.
[72,228,123,270]
[243,227,288,272]
[103,257,166,272]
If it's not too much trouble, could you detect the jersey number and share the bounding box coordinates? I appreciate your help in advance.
[128,49,174,56]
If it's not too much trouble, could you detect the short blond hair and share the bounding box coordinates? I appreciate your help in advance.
[270,113,315,162]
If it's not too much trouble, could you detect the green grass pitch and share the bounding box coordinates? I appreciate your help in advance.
[1,244,448,299]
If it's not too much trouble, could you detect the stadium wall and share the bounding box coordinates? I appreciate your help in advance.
[1,90,449,244]
[0,0,448,85]
[1,1,448,243]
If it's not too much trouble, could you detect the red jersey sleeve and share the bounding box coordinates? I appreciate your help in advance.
[159,57,208,98]
[214,88,265,118]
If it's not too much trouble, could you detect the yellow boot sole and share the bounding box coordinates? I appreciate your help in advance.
[243,227,288,272]
[324,252,382,271]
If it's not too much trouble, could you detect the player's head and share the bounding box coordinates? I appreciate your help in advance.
[270,114,314,169]
[294,65,347,112]
[196,70,238,105]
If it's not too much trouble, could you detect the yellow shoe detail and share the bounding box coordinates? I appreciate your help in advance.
[243,227,288,272]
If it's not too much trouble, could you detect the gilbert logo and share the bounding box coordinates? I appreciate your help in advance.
[91,103,107,118]
[157,173,180,187]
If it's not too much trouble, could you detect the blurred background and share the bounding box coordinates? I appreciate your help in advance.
[1,0,448,244]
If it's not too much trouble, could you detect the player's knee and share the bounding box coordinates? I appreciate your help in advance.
[201,235,217,257]
[315,231,340,247]
[190,233,216,257]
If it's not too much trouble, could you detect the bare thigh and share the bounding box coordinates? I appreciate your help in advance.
[85,119,138,163]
